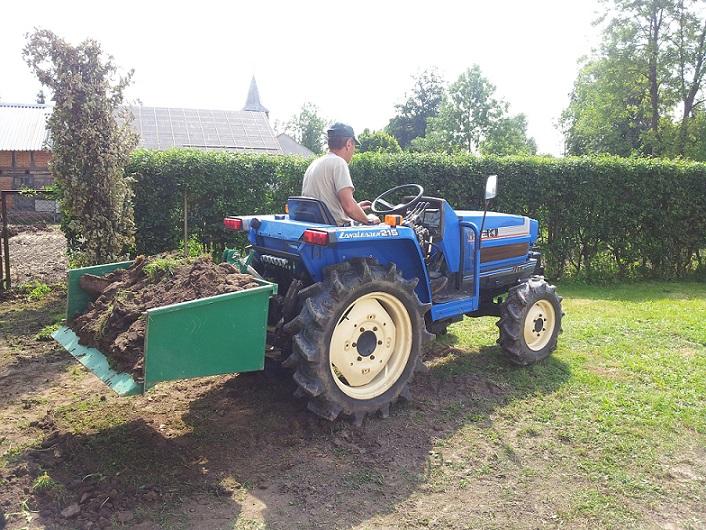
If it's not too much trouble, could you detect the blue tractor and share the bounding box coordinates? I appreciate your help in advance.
[224,177,564,424]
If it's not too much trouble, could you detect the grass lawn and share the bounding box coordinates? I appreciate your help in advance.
[416,280,706,528]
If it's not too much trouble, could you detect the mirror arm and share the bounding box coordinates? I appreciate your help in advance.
[479,199,489,241]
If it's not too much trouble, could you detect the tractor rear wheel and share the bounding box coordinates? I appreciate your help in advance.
[283,258,433,424]
[497,276,563,365]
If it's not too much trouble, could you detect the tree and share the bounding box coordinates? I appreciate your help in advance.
[24,29,137,265]
[357,129,401,153]
[480,114,537,156]
[561,57,651,155]
[412,66,535,155]
[435,66,504,152]
[682,108,706,159]
[674,0,706,155]
[601,0,678,155]
[385,69,444,148]
[285,102,327,154]
[562,0,706,158]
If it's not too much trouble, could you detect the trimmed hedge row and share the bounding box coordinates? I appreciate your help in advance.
[128,150,706,280]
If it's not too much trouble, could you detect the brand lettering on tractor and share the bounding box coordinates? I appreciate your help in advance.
[338,228,399,240]
[481,228,499,239]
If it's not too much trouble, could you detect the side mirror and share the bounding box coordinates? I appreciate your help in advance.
[485,175,498,201]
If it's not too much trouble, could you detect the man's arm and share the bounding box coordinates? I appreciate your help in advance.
[338,187,380,224]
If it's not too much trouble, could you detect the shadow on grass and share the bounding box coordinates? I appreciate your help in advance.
[5,342,570,529]
[0,291,70,408]
[0,290,65,340]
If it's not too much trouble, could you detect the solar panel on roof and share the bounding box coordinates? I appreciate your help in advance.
[128,106,282,153]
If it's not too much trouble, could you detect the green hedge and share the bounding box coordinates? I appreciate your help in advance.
[128,150,706,280]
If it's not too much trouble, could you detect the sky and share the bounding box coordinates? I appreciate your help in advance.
[0,0,603,155]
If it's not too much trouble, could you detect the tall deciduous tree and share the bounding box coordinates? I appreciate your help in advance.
[480,114,537,156]
[674,0,706,155]
[357,129,401,153]
[603,0,676,154]
[562,0,706,158]
[23,29,137,265]
[561,57,651,155]
[413,66,536,155]
[285,102,327,155]
[385,69,444,148]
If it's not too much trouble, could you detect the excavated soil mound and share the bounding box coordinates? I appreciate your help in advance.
[71,255,259,381]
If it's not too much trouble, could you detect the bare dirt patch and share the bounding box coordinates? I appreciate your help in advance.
[72,256,258,380]
[5,224,68,286]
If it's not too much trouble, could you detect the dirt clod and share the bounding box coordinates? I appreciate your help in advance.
[71,255,259,380]
[61,503,81,518]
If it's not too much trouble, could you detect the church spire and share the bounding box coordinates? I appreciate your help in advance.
[242,76,269,116]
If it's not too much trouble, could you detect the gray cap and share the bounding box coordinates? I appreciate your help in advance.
[327,122,360,145]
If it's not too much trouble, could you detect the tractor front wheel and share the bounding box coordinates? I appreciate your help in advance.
[497,277,563,365]
[284,258,433,424]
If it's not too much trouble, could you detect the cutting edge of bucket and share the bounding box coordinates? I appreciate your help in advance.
[52,325,144,396]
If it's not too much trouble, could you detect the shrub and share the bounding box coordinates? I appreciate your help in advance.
[358,130,402,153]
[24,29,137,266]
[128,150,706,280]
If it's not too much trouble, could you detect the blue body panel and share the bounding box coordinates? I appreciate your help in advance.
[248,216,433,304]
[239,200,537,322]
[457,211,538,275]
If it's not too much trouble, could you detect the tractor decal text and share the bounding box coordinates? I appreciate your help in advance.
[338,228,399,240]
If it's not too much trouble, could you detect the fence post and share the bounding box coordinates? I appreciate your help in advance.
[1,192,9,290]
[0,193,4,292]
[183,193,188,258]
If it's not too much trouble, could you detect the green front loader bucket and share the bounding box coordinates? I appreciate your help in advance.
[53,261,276,396]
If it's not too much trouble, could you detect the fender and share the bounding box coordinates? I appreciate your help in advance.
[297,232,433,305]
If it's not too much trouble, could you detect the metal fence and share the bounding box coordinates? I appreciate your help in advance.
[0,189,64,291]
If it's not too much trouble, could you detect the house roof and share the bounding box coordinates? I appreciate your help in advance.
[277,133,315,156]
[0,103,52,151]
[130,106,283,153]
[1,101,284,154]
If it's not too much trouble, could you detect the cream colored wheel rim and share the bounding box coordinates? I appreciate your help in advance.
[523,299,556,351]
[329,292,413,400]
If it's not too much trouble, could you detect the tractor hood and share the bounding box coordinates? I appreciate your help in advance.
[456,211,538,244]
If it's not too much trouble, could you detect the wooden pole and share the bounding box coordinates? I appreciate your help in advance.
[1,192,10,290]
[0,194,4,292]
[183,193,188,258]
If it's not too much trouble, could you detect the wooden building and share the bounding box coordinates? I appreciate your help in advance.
[0,102,53,211]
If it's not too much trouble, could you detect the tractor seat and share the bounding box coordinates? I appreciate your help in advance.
[287,196,337,225]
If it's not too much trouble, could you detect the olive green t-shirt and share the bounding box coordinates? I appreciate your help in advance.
[301,153,354,226]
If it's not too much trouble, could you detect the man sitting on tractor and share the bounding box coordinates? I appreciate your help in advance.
[302,122,380,226]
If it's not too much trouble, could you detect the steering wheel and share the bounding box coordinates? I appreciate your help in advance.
[371,184,424,215]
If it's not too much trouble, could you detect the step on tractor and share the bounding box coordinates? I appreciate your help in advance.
[53,176,563,425]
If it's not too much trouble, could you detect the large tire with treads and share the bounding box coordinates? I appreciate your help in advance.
[497,276,564,365]
[283,258,433,424]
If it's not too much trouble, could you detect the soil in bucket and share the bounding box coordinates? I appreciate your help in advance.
[71,254,259,381]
